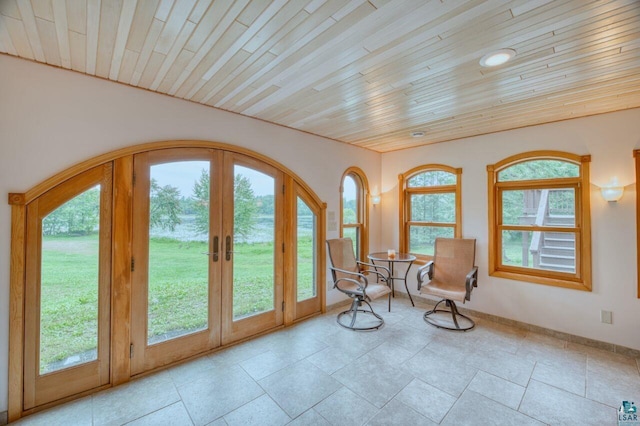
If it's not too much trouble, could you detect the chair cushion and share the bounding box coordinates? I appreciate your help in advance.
[337,280,391,300]
[419,277,466,303]
[365,282,392,300]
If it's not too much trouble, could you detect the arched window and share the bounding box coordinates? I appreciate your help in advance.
[399,164,462,260]
[340,168,369,262]
[487,151,591,290]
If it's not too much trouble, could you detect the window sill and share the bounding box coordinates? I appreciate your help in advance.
[490,269,591,291]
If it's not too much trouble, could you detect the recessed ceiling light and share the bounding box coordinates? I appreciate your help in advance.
[411,131,425,138]
[479,48,516,67]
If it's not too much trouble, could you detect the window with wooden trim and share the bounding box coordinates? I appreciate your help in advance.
[340,168,369,262]
[399,165,462,260]
[487,151,592,291]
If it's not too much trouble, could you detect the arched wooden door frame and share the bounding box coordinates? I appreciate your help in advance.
[8,140,326,421]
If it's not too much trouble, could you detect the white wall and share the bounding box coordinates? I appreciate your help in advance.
[382,108,640,351]
[2,53,640,414]
[0,55,382,412]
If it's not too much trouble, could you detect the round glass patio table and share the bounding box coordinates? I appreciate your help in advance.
[367,252,416,307]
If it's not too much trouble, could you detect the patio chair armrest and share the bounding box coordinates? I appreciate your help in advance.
[357,261,391,282]
[416,261,434,290]
[465,266,478,300]
[334,277,366,296]
[330,267,368,291]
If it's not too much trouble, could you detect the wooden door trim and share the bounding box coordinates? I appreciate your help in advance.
[8,201,26,422]
[283,176,296,326]
[130,152,150,375]
[111,156,133,385]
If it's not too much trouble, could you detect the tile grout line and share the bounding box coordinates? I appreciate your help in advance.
[517,370,534,413]
[389,293,640,358]
[17,297,636,426]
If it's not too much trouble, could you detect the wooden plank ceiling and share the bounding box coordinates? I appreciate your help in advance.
[1,0,639,152]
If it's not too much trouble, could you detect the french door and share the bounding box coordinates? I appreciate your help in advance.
[131,149,284,374]
[24,164,112,409]
[15,142,325,418]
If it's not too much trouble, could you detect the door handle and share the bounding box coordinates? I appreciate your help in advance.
[202,237,220,262]
[225,235,233,261]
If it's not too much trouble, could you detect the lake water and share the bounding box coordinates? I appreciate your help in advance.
[151,215,314,243]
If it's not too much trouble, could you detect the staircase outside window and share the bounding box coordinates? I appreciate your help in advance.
[520,189,576,273]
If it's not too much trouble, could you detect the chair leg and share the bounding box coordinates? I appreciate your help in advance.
[360,299,376,314]
[425,299,446,315]
[349,299,359,328]
[423,299,475,331]
[447,300,460,329]
[336,296,385,331]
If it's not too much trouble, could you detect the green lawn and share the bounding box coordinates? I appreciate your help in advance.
[40,236,100,373]
[40,233,315,372]
[502,239,534,267]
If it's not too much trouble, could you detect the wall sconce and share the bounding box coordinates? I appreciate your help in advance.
[371,195,381,205]
[600,177,624,202]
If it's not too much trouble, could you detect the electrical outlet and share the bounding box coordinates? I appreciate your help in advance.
[600,310,613,324]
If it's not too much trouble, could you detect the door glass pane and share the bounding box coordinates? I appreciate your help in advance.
[40,186,101,374]
[148,161,210,345]
[409,225,454,256]
[502,189,575,227]
[410,193,455,223]
[297,197,317,302]
[233,165,275,319]
[501,230,576,273]
[342,176,358,224]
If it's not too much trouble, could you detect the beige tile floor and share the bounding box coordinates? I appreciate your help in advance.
[12,297,640,426]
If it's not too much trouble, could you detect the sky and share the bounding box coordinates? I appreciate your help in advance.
[343,175,357,201]
[150,161,275,197]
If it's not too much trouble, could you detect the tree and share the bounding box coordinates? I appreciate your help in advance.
[499,159,578,246]
[406,171,458,252]
[342,198,356,224]
[180,196,197,215]
[408,170,456,187]
[192,169,210,234]
[255,194,274,215]
[499,159,578,181]
[150,179,182,231]
[43,187,100,236]
[191,171,257,242]
[499,159,578,223]
[234,174,257,242]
